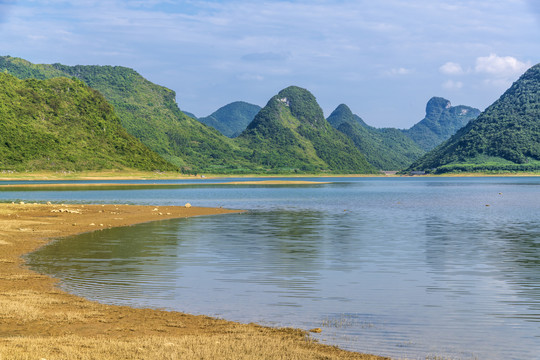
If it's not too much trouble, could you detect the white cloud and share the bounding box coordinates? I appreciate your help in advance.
[473,54,532,90]
[475,54,531,78]
[237,73,264,81]
[384,67,413,76]
[442,79,463,90]
[439,62,464,75]
[241,52,289,62]
[1,0,538,128]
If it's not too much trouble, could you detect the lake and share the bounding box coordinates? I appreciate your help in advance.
[6,177,539,359]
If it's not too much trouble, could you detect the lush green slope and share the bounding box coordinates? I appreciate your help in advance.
[198,101,261,137]
[0,73,175,171]
[0,56,246,173]
[236,87,379,173]
[327,104,425,170]
[403,97,480,151]
[407,64,540,173]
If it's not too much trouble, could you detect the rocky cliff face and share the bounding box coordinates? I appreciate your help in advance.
[403,96,481,151]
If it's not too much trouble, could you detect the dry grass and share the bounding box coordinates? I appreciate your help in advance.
[0,290,101,325]
[0,333,385,360]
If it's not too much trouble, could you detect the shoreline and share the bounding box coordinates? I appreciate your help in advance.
[0,202,386,359]
[0,169,539,181]
[0,180,330,191]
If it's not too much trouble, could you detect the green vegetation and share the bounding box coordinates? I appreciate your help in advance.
[1,57,380,174]
[237,87,379,174]
[5,55,497,175]
[198,101,261,137]
[327,104,425,170]
[0,55,248,173]
[0,73,175,171]
[407,63,540,173]
[402,97,480,151]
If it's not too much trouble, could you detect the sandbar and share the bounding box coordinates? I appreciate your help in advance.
[0,202,385,359]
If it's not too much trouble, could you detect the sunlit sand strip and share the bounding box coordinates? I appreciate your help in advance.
[0,180,330,190]
[216,180,330,185]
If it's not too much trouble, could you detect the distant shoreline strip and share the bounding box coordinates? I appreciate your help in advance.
[0,180,331,191]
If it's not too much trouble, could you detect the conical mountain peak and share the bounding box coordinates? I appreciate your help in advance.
[327,104,370,128]
[272,86,326,127]
[238,86,378,173]
[329,104,354,120]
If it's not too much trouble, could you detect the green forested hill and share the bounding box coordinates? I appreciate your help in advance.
[402,97,480,151]
[236,86,379,173]
[0,57,378,174]
[198,101,261,137]
[407,64,540,173]
[327,104,425,170]
[0,56,246,172]
[5,55,469,174]
[0,73,175,171]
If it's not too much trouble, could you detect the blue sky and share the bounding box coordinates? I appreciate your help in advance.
[0,0,538,128]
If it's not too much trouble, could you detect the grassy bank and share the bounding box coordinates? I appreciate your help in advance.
[0,202,386,360]
[0,170,195,181]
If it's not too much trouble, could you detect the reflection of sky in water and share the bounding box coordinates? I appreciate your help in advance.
[21,177,540,359]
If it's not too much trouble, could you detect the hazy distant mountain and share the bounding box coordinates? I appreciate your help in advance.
[0,73,175,171]
[236,86,378,174]
[198,101,261,137]
[403,97,480,151]
[181,111,198,119]
[327,104,371,129]
[327,104,424,170]
[407,64,540,173]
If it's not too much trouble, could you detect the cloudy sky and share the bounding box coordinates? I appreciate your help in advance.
[0,0,538,128]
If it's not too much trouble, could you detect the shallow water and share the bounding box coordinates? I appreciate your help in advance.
[13,177,540,359]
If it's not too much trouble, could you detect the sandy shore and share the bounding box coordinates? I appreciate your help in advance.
[0,202,386,359]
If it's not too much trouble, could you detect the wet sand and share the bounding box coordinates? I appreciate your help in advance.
[0,202,386,359]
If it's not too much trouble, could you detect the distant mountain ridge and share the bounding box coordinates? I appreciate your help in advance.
[407,63,540,173]
[236,86,378,173]
[0,55,495,174]
[327,104,425,170]
[0,73,175,171]
[181,111,198,119]
[402,97,481,151]
[0,56,380,174]
[198,101,261,137]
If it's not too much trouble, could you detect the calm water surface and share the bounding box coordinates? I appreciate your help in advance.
[10,177,540,359]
